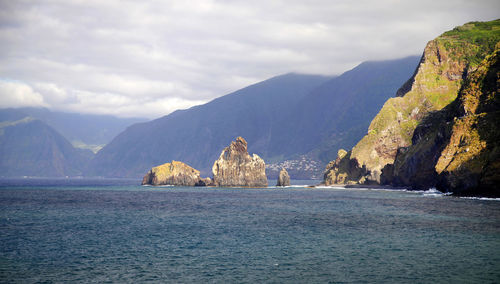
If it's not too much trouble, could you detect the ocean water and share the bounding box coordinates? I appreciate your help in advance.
[1,179,499,283]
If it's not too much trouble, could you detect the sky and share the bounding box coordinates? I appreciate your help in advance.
[0,0,498,119]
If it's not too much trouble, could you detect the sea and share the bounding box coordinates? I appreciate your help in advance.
[1,178,499,283]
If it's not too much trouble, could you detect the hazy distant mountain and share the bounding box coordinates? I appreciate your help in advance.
[0,108,146,152]
[88,73,332,177]
[0,118,93,177]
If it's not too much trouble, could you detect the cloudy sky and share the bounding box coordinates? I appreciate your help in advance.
[0,0,498,119]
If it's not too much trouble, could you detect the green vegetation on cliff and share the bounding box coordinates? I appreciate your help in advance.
[440,20,500,67]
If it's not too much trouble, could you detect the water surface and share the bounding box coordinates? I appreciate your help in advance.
[1,179,499,283]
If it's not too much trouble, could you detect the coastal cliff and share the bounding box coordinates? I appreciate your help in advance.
[212,137,268,187]
[324,20,500,193]
[385,45,500,196]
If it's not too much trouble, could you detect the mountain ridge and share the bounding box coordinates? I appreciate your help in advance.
[88,73,332,177]
[89,57,419,178]
[0,107,146,153]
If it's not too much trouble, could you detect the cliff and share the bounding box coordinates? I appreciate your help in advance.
[212,137,268,187]
[385,45,500,196]
[142,160,210,186]
[324,20,500,187]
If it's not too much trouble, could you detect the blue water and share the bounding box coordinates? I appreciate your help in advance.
[1,179,499,283]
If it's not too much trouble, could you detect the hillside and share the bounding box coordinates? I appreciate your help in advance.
[88,73,331,177]
[324,20,500,192]
[0,118,93,177]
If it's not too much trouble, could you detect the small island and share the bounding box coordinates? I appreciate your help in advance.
[276,168,290,186]
[141,160,212,186]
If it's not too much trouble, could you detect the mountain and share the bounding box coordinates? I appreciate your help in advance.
[270,56,420,164]
[88,73,332,177]
[90,55,420,179]
[324,20,500,195]
[0,108,146,153]
[0,117,93,177]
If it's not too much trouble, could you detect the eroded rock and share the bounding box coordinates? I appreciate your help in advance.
[212,137,268,187]
[276,168,290,186]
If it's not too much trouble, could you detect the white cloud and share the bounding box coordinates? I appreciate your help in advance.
[0,0,499,118]
[0,80,47,108]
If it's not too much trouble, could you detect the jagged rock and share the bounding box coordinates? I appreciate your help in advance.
[323,20,500,187]
[212,137,268,187]
[276,168,290,186]
[142,160,204,186]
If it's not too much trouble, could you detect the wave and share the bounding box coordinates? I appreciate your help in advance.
[313,186,346,189]
[421,187,453,197]
[141,184,175,187]
[459,197,500,201]
[266,185,319,189]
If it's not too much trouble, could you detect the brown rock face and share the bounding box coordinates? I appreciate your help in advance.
[324,149,369,185]
[142,160,209,186]
[276,168,291,186]
[212,137,268,187]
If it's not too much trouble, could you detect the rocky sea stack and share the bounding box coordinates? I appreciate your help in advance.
[276,168,291,186]
[212,137,268,187]
[142,160,211,186]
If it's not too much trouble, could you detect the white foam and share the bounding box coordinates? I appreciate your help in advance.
[313,185,345,189]
[422,187,445,197]
[421,188,454,197]
[288,185,314,188]
[141,184,175,187]
[460,197,500,201]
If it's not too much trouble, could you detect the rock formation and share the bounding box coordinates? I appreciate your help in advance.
[324,20,500,191]
[276,168,291,186]
[142,160,212,186]
[212,137,268,187]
